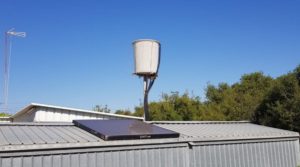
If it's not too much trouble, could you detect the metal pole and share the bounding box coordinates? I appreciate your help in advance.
[143,77,149,121]
[3,32,10,112]
[2,29,26,112]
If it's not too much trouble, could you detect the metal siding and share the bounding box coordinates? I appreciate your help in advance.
[2,141,297,167]
[70,154,79,167]
[296,139,300,166]
[23,157,32,167]
[96,151,105,167]
[62,154,70,167]
[190,141,298,167]
[12,157,21,167]
[2,157,10,167]
[153,149,160,167]
[33,157,42,167]
[0,146,187,167]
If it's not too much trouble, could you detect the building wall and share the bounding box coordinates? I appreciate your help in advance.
[13,107,139,122]
[0,117,12,122]
[0,146,188,167]
[33,108,108,122]
[1,139,299,167]
[13,109,36,122]
[189,139,300,167]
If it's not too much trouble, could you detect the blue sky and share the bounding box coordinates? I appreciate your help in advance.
[1,0,299,113]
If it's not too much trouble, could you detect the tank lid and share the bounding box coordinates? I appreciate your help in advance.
[132,39,160,45]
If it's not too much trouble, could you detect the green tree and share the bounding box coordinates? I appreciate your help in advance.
[0,113,11,117]
[205,72,273,120]
[115,109,133,116]
[133,92,184,120]
[94,64,300,132]
[253,66,300,132]
[93,105,111,113]
[133,91,225,121]
[233,72,273,119]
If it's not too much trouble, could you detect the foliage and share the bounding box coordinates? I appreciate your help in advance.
[205,72,273,120]
[0,112,11,117]
[252,66,300,132]
[133,91,225,121]
[93,105,110,113]
[97,65,300,133]
[115,109,132,116]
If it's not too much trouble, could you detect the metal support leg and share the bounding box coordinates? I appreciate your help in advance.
[143,77,149,121]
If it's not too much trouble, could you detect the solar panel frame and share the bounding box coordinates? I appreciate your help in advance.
[73,119,180,141]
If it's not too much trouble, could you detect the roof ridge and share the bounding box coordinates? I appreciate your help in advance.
[150,121,250,124]
[0,122,74,126]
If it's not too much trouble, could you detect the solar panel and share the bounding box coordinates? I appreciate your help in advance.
[73,119,180,140]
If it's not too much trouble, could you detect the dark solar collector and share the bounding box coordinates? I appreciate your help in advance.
[73,119,180,140]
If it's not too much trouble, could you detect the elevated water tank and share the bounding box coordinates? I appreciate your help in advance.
[133,39,160,76]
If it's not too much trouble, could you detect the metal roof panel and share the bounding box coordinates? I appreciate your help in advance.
[152,122,299,141]
[0,121,298,152]
[0,124,101,146]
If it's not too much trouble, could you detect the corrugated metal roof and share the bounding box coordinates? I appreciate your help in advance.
[0,122,181,152]
[0,123,101,146]
[0,121,298,152]
[152,121,299,141]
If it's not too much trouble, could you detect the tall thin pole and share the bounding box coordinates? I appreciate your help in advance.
[143,77,149,121]
[143,76,156,121]
[2,29,26,112]
[3,32,9,112]
[3,32,11,112]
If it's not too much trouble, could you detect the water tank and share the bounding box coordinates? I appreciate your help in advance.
[133,39,160,76]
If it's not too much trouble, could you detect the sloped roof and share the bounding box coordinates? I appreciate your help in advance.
[0,121,298,152]
[152,121,299,141]
[11,103,143,120]
[0,123,101,146]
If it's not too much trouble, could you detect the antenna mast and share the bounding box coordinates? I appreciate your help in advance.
[2,28,26,112]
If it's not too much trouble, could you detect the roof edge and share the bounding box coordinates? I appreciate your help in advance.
[0,122,74,126]
[149,121,251,124]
